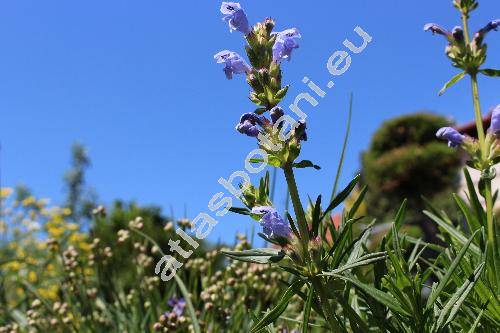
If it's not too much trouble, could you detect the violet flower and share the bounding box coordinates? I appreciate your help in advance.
[436,127,465,148]
[166,297,186,317]
[272,28,301,62]
[214,50,251,79]
[490,105,500,135]
[252,206,290,238]
[270,106,284,124]
[473,19,500,45]
[220,2,251,35]
[424,23,451,38]
[236,112,264,137]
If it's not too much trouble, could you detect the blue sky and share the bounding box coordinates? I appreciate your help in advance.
[1,0,499,244]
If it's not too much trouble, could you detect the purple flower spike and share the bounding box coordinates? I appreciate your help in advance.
[166,297,186,316]
[214,50,251,79]
[236,113,264,137]
[436,127,465,148]
[272,28,301,62]
[252,206,290,238]
[490,105,500,134]
[220,2,251,35]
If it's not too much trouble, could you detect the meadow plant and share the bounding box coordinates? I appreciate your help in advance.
[1,1,499,332]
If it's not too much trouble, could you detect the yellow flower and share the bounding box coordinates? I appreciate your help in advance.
[67,223,79,231]
[48,226,65,238]
[0,187,13,198]
[38,285,58,301]
[28,271,37,283]
[5,261,21,272]
[22,196,36,207]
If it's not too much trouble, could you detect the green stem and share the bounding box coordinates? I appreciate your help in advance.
[283,164,310,247]
[462,14,494,249]
[311,277,343,332]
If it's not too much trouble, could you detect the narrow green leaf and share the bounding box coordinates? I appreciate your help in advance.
[293,160,321,170]
[331,93,353,201]
[438,71,466,96]
[347,185,367,220]
[479,68,500,77]
[301,285,313,333]
[426,229,481,309]
[222,248,285,264]
[322,174,360,221]
[423,210,481,255]
[331,274,410,316]
[311,195,322,238]
[250,280,306,332]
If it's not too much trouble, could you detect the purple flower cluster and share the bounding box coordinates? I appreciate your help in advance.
[235,112,265,137]
[214,2,301,79]
[436,127,465,148]
[252,206,290,238]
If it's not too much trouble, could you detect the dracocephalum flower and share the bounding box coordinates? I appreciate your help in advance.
[252,206,290,238]
[272,28,301,62]
[436,126,465,147]
[236,112,264,137]
[220,2,251,35]
[489,104,500,135]
[214,50,251,79]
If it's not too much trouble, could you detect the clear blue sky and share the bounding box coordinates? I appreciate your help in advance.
[1,0,499,244]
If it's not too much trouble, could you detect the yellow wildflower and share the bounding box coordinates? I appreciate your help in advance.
[0,187,13,198]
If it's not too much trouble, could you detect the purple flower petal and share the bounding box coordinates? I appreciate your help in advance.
[436,127,465,148]
[214,50,251,80]
[490,105,500,134]
[272,28,301,62]
[220,2,251,34]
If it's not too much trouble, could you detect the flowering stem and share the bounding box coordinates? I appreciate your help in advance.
[462,14,495,248]
[283,164,309,251]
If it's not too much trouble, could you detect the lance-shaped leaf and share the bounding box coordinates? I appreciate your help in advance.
[250,279,305,332]
[479,68,500,77]
[438,71,466,96]
[321,174,360,221]
[222,248,285,264]
[293,160,321,170]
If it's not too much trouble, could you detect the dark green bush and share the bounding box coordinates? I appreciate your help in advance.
[361,112,463,241]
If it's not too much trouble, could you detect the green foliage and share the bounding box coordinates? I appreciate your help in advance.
[362,113,463,237]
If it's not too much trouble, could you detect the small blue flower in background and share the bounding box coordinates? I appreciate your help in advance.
[490,104,500,134]
[166,297,186,316]
[272,28,301,62]
[252,206,291,238]
[436,127,465,147]
[214,50,251,79]
[220,2,251,35]
[236,112,264,137]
